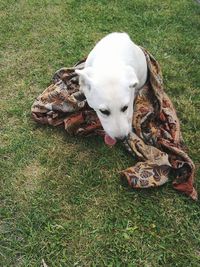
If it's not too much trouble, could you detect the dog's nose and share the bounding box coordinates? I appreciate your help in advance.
[116,136,127,142]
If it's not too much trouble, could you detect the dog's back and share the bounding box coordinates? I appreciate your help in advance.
[85,32,147,89]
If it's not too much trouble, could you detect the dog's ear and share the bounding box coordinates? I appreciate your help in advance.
[75,67,93,88]
[125,65,139,88]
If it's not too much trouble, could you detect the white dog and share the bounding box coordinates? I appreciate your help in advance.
[75,32,147,146]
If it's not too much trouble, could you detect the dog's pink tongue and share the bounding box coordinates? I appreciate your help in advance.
[104,134,116,146]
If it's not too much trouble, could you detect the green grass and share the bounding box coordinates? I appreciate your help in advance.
[0,0,200,266]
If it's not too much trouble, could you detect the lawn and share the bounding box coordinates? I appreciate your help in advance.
[0,0,200,266]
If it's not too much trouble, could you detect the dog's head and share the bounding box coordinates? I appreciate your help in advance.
[75,66,138,141]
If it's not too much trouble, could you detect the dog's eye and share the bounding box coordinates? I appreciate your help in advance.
[99,109,110,116]
[121,105,128,112]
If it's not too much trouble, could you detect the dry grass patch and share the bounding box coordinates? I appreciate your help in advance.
[14,160,45,200]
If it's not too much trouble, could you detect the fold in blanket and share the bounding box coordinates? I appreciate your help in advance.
[31,49,197,200]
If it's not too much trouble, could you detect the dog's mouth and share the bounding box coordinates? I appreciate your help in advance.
[104,134,117,146]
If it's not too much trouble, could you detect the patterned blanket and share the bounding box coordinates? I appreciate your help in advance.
[31,49,197,200]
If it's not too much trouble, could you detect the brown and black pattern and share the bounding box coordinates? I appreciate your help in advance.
[31,48,197,200]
